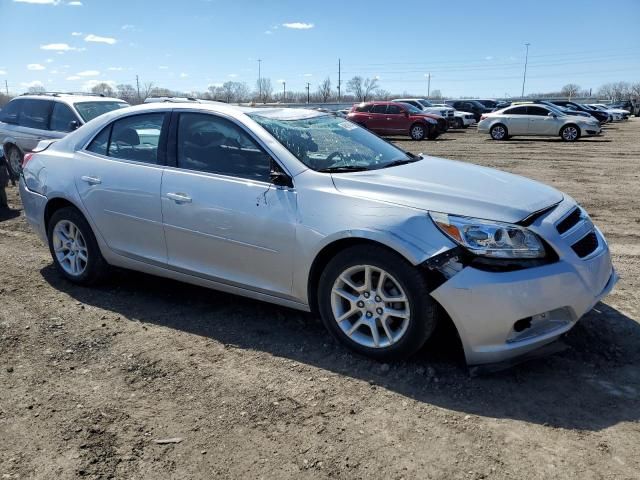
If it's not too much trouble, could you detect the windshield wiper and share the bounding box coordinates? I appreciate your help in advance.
[381,157,422,168]
[317,165,370,173]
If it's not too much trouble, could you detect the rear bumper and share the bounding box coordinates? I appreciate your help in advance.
[431,226,616,365]
[19,178,48,244]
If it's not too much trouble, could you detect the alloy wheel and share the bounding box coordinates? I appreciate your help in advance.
[411,125,424,140]
[330,265,411,348]
[52,220,88,277]
[562,126,578,141]
[8,148,22,177]
[491,125,506,140]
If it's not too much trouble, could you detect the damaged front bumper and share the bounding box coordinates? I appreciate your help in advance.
[425,199,618,365]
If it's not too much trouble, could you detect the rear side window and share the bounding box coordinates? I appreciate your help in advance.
[370,105,387,114]
[354,104,372,112]
[86,113,166,164]
[0,99,24,124]
[20,100,53,129]
[387,105,403,114]
[50,102,78,132]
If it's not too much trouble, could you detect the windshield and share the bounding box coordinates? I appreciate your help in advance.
[477,100,497,108]
[249,114,414,172]
[74,101,129,122]
[417,99,433,108]
[543,104,567,116]
[398,103,423,114]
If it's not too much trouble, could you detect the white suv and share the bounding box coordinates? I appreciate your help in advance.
[392,98,456,125]
[0,92,128,179]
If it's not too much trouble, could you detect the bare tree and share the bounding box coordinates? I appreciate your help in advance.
[631,82,640,98]
[597,83,615,100]
[27,85,46,94]
[215,81,250,103]
[560,84,581,99]
[255,78,273,103]
[611,81,630,100]
[116,84,137,103]
[347,76,379,102]
[429,89,443,100]
[141,82,155,101]
[317,77,332,103]
[91,82,114,97]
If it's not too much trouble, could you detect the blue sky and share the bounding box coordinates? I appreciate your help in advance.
[1,0,639,98]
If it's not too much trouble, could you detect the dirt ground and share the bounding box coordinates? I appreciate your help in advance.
[1,120,639,480]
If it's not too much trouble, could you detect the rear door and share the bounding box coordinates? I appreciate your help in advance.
[50,102,81,135]
[14,99,54,153]
[527,106,559,135]
[502,106,529,134]
[161,111,297,296]
[75,112,169,264]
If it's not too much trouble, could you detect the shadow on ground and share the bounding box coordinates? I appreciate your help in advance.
[0,207,20,222]
[41,265,640,432]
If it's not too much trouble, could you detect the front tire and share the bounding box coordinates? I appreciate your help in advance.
[560,124,580,142]
[409,123,427,140]
[318,245,437,361]
[490,124,508,140]
[47,206,109,285]
[454,117,463,129]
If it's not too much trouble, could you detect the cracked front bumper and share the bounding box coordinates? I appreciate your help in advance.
[429,200,617,365]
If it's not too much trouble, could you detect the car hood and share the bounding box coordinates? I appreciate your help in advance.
[331,156,563,223]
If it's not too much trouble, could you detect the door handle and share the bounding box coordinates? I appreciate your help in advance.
[80,175,101,185]
[166,192,192,204]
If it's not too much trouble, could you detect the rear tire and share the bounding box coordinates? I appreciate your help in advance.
[47,206,109,285]
[5,145,22,181]
[560,124,580,142]
[454,118,463,129]
[318,245,437,361]
[490,124,508,140]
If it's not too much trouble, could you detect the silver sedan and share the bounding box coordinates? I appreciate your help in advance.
[19,103,617,365]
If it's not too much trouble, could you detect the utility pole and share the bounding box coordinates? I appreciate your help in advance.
[521,43,530,99]
[257,59,262,103]
[282,81,286,103]
[306,82,310,103]
[337,58,341,102]
[136,75,140,101]
[427,73,431,98]
[4,80,8,96]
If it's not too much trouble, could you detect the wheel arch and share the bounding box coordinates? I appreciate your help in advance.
[560,122,581,139]
[44,196,83,232]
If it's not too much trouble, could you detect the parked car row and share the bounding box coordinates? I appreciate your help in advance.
[16,100,617,366]
[0,92,129,180]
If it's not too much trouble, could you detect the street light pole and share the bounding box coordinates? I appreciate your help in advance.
[257,59,262,103]
[521,43,530,99]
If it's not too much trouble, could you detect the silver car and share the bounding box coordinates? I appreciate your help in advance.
[19,103,617,365]
[478,104,602,141]
[0,93,129,179]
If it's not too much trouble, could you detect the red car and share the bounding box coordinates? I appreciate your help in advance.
[347,101,443,140]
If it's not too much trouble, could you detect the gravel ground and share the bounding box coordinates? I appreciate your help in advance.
[1,119,639,479]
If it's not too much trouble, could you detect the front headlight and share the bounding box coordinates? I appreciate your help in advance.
[430,212,546,259]
[425,118,437,125]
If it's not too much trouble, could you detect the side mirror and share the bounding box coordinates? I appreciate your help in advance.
[68,120,80,131]
[270,168,293,188]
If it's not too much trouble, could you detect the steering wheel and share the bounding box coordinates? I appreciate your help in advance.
[326,151,345,164]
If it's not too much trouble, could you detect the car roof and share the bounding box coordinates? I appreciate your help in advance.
[16,93,126,106]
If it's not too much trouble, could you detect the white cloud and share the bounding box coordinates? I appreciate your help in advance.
[84,34,117,45]
[485,56,493,60]
[66,75,81,80]
[277,79,285,84]
[0,70,7,76]
[27,63,46,70]
[45,58,54,63]
[303,73,312,77]
[179,72,188,78]
[71,31,82,36]
[107,67,123,71]
[264,30,273,35]
[158,66,169,69]
[51,70,59,74]
[14,0,60,4]
[282,22,314,29]
[41,43,76,51]
[67,1,82,5]
[121,24,135,30]
[228,73,238,78]
[77,70,100,76]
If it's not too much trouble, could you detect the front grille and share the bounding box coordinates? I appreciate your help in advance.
[556,208,582,234]
[571,231,598,258]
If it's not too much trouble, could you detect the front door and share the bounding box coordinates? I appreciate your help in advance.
[367,104,390,134]
[161,112,297,296]
[527,106,560,135]
[75,112,169,264]
[385,104,409,133]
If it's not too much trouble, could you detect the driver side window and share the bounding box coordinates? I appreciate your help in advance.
[176,113,271,181]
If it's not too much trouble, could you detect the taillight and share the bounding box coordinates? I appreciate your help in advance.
[22,153,34,168]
